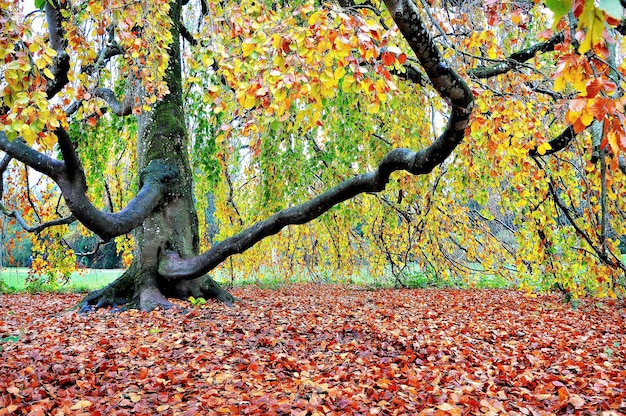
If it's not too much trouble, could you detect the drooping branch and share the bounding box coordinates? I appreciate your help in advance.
[0,203,76,233]
[467,32,564,79]
[544,173,626,273]
[159,0,474,280]
[82,24,124,75]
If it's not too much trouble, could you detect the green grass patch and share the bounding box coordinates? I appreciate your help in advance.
[0,268,120,293]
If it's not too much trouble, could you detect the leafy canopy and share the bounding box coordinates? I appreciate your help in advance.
[1,0,625,297]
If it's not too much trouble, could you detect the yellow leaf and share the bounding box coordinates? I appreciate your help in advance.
[537,142,552,155]
[70,400,92,410]
[577,0,606,54]
[35,57,47,69]
[43,67,54,79]
[241,42,255,58]
[201,55,214,67]
[333,66,346,81]
[580,108,594,126]
[243,94,256,109]
[21,125,37,145]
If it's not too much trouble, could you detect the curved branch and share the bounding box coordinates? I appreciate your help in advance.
[467,32,564,79]
[56,159,180,241]
[0,203,76,233]
[159,0,474,280]
[1,130,179,240]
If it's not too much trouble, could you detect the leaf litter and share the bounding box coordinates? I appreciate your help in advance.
[1,285,625,415]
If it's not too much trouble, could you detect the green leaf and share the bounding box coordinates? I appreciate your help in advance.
[34,0,47,10]
[598,0,625,19]
[545,0,573,28]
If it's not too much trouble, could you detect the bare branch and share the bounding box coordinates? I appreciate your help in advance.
[179,21,198,46]
[0,132,65,179]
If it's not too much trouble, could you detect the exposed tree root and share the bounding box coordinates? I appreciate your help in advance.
[77,264,236,312]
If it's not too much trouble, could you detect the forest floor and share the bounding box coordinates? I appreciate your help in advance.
[1,285,625,415]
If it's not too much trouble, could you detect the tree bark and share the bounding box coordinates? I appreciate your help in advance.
[78,0,235,311]
[75,0,473,311]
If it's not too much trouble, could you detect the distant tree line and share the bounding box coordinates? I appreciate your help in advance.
[1,221,121,269]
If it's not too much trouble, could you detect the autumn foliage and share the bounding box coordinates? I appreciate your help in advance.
[1,0,626,304]
[1,286,626,414]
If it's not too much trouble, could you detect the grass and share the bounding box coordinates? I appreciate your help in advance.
[4,257,614,296]
[0,268,120,293]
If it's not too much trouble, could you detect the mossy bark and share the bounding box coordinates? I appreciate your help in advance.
[79,0,234,312]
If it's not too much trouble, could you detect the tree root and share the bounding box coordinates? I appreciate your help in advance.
[77,266,236,312]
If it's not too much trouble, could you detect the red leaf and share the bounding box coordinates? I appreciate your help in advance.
[381,51,395,66]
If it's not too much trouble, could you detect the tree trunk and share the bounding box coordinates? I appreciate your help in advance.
[78,0,234,312]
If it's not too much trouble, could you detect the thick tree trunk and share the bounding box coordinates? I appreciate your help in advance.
[78,0,234,312]
[77,0,475,311]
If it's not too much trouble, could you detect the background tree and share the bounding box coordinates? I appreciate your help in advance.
[1,0,625,310]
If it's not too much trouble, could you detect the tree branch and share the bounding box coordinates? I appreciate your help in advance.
[467,32,564,79]
[55,159,180,241]
[528,126,576,157]
[0,203,76,233]
[179,21,198,46]
[0,132,65,179]
[158,0,474,280]
[44,1,70,98]
[1,130,179,241]
[55,128,88,188]
[81,24,124,75]
[93,88,133,116]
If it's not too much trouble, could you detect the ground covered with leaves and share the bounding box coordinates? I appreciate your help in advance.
[1,285,625,415]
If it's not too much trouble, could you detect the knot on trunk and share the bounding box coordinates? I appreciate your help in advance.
[140,159,179,188]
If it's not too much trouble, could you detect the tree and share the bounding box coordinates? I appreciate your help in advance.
[1,0,625,310]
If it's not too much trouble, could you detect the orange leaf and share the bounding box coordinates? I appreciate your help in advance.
[381,51,395,66]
